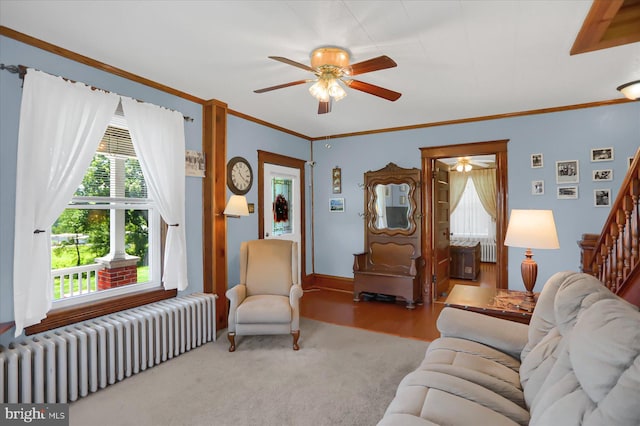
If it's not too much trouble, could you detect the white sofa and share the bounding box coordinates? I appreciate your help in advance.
[378,272,640,425]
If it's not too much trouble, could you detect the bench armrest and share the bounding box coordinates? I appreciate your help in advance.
[437,307,529,360]
[353,252,368,271]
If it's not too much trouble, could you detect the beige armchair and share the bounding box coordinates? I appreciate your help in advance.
[225,239,303,352]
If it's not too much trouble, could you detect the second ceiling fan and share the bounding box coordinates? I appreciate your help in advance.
[254,47,402,114]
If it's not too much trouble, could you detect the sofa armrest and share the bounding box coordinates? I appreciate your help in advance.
[225,284,247,333]
[437,307,529,360]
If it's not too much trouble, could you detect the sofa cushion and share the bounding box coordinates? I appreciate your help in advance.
[420,337,524,406]
[388,370,529,425]
[235,295,291,324]
[520,272,618,408]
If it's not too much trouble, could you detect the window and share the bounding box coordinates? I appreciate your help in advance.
[450,178,494,239]
[50,116,161,308]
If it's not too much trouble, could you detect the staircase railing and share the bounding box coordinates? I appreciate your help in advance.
[581,150,640,306]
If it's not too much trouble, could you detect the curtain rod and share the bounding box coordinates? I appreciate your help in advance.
[0,63,194,122]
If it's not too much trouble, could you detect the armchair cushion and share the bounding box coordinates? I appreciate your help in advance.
[245,239,296,297]
[236,295,292,324]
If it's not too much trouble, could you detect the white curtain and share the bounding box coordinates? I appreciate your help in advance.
[13,70,119,336]
[450,178,495,240]
[121,98,188,291]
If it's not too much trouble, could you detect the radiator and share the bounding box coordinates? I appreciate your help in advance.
[452,237,496,263]
[0,293,217,404]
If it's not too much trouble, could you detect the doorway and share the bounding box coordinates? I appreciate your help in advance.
[421,140,509,303]
[257,150,307,282]
[436,154,497,300]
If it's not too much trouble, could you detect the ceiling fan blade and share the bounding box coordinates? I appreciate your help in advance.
[254,80,309,93]
[318,100,331,114]
[268,56,316,73]
[345,80,402,101]
[348,56,397,76]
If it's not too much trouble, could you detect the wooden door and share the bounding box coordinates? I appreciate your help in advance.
[433,160,451,298]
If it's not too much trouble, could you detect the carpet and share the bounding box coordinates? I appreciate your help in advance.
[69,318,429,426]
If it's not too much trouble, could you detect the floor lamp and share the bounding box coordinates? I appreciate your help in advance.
[504,209,560,311]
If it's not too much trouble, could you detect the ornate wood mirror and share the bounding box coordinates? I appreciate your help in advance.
[365,163,421,239]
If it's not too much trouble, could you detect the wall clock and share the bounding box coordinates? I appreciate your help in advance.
[227,156,253,195]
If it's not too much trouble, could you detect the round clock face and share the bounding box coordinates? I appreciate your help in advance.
[227,157,253,195]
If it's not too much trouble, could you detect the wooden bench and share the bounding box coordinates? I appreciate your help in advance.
[353,242,423,309]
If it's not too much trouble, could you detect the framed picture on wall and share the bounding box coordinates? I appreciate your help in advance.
[592,169,613,181]
[329,197,345,212]
[531,180,544,195]
[531,153,543,168]
[591,147,614,162]
[556,160,579,184]
[332,167,342,194]
[594,189,611,207]
[557,186,578,199]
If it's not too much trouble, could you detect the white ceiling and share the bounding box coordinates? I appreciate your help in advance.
[1,1,639,139]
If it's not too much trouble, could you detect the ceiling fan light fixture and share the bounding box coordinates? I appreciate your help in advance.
[328,79,347,101]
[455,159,472,172]
[309,80,330,102]
[617,80,640,100]
[310,47,350,69]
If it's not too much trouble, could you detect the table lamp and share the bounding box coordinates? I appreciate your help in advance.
[504,209,560,311]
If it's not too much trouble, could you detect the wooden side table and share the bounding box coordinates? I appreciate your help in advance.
[444,285,535,324]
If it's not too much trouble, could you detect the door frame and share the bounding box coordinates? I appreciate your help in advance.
[257,150,307,282]
[421,140,509,301]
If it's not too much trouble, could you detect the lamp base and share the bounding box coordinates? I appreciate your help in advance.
[516,298,536,312]
[519,249,538,312]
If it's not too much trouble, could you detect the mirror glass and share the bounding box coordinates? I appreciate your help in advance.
[372,183,411,230]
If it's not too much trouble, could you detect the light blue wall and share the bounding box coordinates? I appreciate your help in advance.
[0,36,204,344]
[225,115,311,288]
[312,103,640,292]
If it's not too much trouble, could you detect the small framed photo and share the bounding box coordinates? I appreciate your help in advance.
[594,189,611,207]
[531,180,544,195]
[531,153,543,168]
[329,197,345,212]
[399,195,407,205]
[590,147,614,162]
[332,167,342,194]
[556,160,579,184]
[592,169,613,181]
[185,150,205,177]
[557,186,578,200]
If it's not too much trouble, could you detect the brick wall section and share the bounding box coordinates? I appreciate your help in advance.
[97,265,138,290]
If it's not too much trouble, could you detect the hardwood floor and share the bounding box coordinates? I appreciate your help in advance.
[301,262,497,342]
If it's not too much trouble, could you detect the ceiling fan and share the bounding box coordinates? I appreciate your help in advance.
[451,157,496,172]
[254,47,402,114]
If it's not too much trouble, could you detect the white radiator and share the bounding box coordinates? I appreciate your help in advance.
[0,293,217,404]
[452,237,496,263]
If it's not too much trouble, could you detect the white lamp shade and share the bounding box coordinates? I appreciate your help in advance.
[504,209,559,249]
[223,195,249,217]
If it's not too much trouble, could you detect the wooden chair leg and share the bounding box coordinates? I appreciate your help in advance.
[228,333,236,352]
[291,330,300,351]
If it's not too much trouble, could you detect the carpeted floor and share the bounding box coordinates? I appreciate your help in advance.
[69,318,429,426]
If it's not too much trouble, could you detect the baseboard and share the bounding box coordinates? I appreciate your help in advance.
[307,274,354,293]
